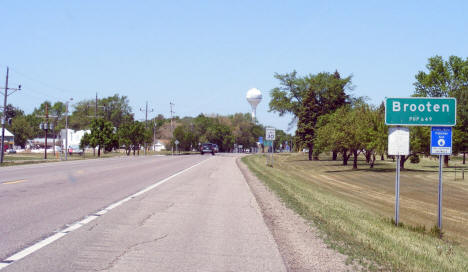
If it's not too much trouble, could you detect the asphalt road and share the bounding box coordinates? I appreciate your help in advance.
[0,154,286,271]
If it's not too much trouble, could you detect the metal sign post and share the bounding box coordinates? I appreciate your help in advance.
[388,127,410,226]
[386,98,457,230]
[431,126,452,230]
[395,155,400,225]
[265,127,276,167]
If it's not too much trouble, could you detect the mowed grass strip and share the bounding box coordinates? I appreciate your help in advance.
[242,154,468,272]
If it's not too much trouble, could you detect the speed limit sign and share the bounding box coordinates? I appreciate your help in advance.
[265,127,276,141]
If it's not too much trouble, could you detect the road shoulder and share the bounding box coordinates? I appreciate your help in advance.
[237,157,355,272]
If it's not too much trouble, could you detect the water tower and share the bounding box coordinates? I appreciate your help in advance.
[246,88,262,121]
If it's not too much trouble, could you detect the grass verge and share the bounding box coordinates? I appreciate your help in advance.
[242,154,468,272]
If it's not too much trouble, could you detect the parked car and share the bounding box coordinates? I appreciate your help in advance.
[68,145,83,155]
[200,143,215,155]
[7,149,16,154]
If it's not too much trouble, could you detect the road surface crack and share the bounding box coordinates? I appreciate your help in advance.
[95,234,168,271]
[137,202,174,227]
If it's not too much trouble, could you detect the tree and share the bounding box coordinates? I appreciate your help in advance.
[100,94,134,128]
[414,55,468,166]
[9,116,34,148]
[206,123,234,152]
[88,118,115,157]
[293,71,351,160]
[118,121,148,155]
[296,87,319,160]
[172,125,197,151]
[315,106,356,167]
[1,104,24,120]
[269,71,307,125]
[314,103,383,169]
[270,70,351,120]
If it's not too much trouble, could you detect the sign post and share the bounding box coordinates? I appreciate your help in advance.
[175,140,179,155]
[265,127,276,167]
[386,97,456,230]
[388,127,410,226]
[431,127,452,230]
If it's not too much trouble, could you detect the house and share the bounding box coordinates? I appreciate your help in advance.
[153,140,168,152]
[1,128,14,149]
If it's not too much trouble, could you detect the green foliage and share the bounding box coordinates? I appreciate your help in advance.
[9,116,34,148]
[269,70,352,125]
[315,103,387,169]
[279,71,351,160]
[87,118,115,157]
[410,155,420,164]
[118,121,150,155]
[269,71,307,118]
[414,55,468,158]
[172,124,197,151]
[206,123,234,152]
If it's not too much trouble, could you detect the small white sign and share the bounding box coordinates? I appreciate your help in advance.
[265,127,276,141]
[388,127,410,155]
[174,140,180,145]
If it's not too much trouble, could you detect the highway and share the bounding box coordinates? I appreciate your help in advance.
[0,154,286,271]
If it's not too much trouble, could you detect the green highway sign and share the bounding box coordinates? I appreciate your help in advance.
[385,97,457,126]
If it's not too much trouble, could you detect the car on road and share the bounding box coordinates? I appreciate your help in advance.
[200,143,215,155]
[68,145,83,156]
[212,144,219,153]
[7,149,17,154]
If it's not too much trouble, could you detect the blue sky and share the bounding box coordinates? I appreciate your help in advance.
[1,1,467,131]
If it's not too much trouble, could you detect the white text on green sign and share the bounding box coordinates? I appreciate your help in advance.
[385,97,456,126]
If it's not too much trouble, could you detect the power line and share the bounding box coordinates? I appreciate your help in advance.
[8,66,76,96]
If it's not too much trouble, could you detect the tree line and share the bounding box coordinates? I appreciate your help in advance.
[269,55,468,169]
[1,94,292,156]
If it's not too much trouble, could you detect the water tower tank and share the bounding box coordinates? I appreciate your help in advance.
[246,88,262,121]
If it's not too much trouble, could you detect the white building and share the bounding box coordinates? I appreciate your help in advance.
[60,129,91,149]
[153,140,167,152]
[1,128,14,149]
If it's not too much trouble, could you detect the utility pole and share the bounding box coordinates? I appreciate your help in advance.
[87,92,105,156]
[170,102,175,156]
[1,67,21,164]
[140,101,154,155]
[37,104,58,160]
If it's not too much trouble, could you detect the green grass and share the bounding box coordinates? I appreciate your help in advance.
[242,154,468,272]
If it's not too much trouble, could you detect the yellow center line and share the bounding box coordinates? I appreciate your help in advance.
[3,179,27,185]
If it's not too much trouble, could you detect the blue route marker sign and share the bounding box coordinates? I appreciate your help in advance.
[431,127,452,155]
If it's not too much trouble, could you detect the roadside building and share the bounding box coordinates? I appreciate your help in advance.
[153,139,168,152]
[1,128,14,150]
[59,129,91,149]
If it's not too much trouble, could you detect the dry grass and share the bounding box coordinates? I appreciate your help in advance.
[242,153,468,271]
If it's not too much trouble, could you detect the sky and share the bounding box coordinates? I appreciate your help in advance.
[1,1,467,132]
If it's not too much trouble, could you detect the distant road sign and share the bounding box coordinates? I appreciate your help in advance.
[174,140,180,145]
[385,98,456,126]
[265,127,276,141]
[431,127,452,155]
[388,127,410,155]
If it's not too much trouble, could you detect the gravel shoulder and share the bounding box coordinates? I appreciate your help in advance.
[237,158,356,272]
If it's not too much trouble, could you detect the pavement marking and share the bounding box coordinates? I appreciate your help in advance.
[0,157,211,270]
[2,179,27,185]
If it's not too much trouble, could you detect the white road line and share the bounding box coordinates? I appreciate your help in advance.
[0,157,210,270]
